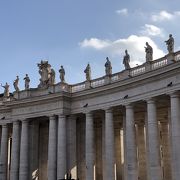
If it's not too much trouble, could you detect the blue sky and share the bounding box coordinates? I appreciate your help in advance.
[0,0,179,92]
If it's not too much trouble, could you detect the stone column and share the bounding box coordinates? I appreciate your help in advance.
[10,121,20,180]
[115,128,122,180]
[0,124,8,180]
[104,108,115,180]
[123,114,127,180]
[169,93,180,180]
[160,122,172,180]
[48,115,57,180]
[102,117,106,180]
[19,119,29,180]
[85,112,94,180]
[125,104,138,180]
[57,114,66,179]
[146,99,162,180]
[136,123,147,180]
[67,115,77,179]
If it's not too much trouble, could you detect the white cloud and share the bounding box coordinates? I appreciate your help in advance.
[116,8,128,16]
[79,35,165,67]
[79,38,109,50]
[140,24,164,37]
[151,10,180,22]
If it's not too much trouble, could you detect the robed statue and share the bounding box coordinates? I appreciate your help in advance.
[49,68,56,85]
[1,82,10,97]
[37,60,51,88]
[165,34,174,54]
[145,42,153,62]
[13,76,20,92]
[24,74,30,90]
[59,65,65,83]
[84,63,91,81]
[105,57,112,76]
[123,50,131,70]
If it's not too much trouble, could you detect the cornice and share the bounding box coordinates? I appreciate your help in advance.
[71,61,180,100]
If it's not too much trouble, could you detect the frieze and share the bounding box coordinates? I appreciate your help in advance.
[12,101,62,116]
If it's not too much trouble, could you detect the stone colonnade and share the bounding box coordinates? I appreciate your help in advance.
[0,93,180,180]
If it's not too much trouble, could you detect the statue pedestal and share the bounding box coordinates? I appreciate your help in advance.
[121,69,130,79]
[85,81,91,89]
[48,85,55,93]
[13,91,19,100]
[55,82,70,92]
[3,97,9,102]
[14,90,30,99]
[167,53,175,64]
[145,61,152,71]
[104,76,111,84]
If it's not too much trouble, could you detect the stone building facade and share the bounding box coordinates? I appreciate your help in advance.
[0,51,180,180]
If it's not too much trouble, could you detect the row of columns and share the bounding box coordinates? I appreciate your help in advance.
[82,94,180,180]
[0,93,180,180]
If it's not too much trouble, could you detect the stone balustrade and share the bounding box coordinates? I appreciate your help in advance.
[1,51,180,102]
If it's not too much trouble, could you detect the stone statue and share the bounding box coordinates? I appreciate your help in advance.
[59,65,65,83]
[123,50,131,70]
[13,76,19,92]
[1,82,10,97]
[24,74,30,90]
[37,60,51,88]
[49,68,56,85]
[165,34,174,54]
[105,57,112,76]
[84,63,91,81]
[145,42,153,62]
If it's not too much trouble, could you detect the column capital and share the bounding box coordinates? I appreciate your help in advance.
[68,114,76,119]
[49,115,56,121]
[146,98,156,104]
[85,111,93,117]
[104,107,113,113]
[1,124,8,128]
[20,119,29,123]
[125,103,134,109]
[58,114,66,119]
[169,92,179,98]
[12,120,20,125]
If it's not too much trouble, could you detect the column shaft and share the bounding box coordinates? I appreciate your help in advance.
[105,108,115,180]
[19,120,29,180]
[125,105,138,180]
[10,121,20,180]
[137,124,147,180]
[67,115,77,179]
[160,122,172,180]
[57,114,66,179]
[115,128,122,180]
[170,94,180,180]
[0,124,8,180]
[48,116,57,180]
[85,112,94,180]
[123,115,127,180]
[146,99,162,180]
